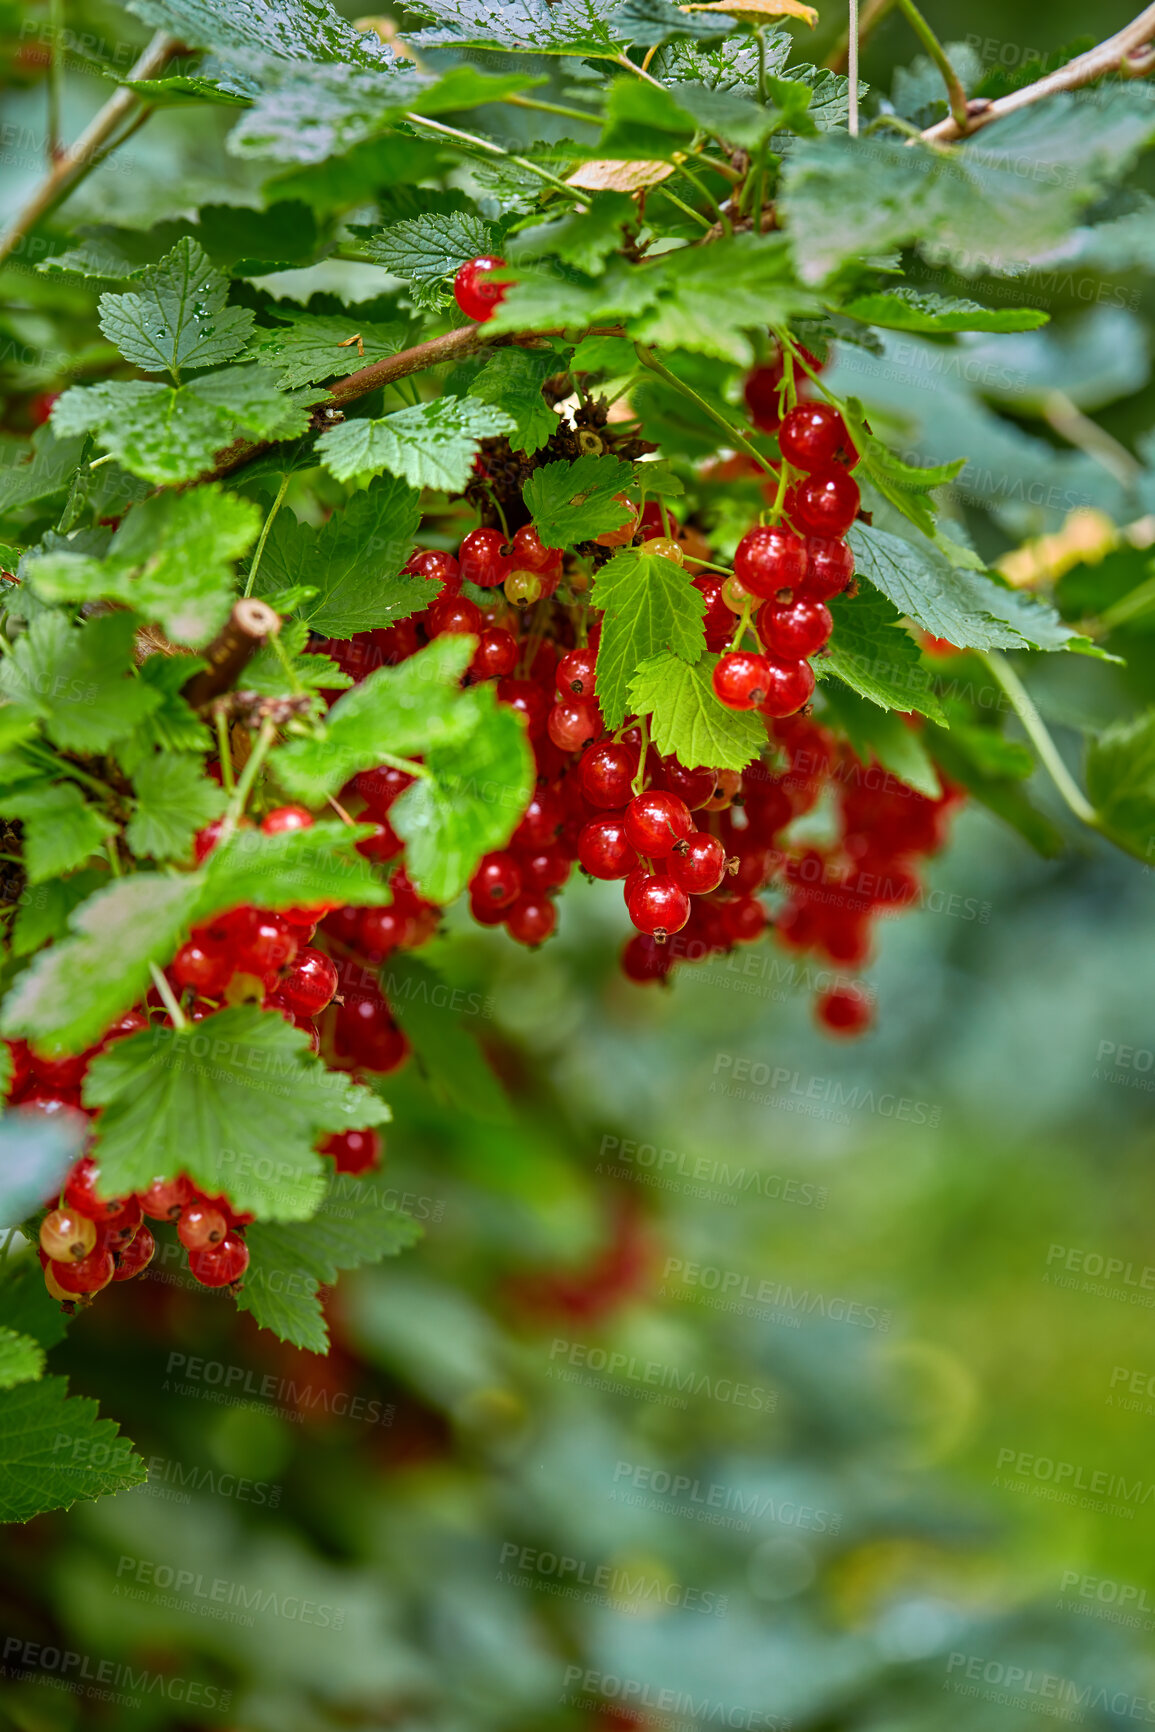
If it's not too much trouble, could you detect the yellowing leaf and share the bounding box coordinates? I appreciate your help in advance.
[567,159,676,192]
[680,0,817,20]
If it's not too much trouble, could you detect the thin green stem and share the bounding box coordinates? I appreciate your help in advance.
[24,743,113,798]
[678,160,731,234]
[266,627,304,695]
[47,0,64,163]
[978,651,1098,829]
[504,93,599,126]
[149,962,187,1031]
[402,112,586,201]
[727,599,753,651]
[105,837,121,877]
[1101,569,1155,630]
[611,52,667,89]
[756,25,769,103]
[244,472,290,599]
[218,716,277,845]
[894,0,969,131]
[654,185,712,230]
[865,112,926,138]
[374,752,431,781]
[631,715,650,796]
[634,345,779,482]
[215,708,235,795]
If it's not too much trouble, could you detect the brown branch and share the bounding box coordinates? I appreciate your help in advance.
[920,2,1155,141]
[0,29,180,269]
[181,599,281,710]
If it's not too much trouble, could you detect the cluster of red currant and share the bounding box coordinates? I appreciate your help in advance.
[710,399,857,720]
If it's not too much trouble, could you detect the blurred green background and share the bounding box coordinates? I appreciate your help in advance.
[2,0,1155,1726]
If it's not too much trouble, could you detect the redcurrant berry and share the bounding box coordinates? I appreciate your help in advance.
[471,627,518,681]
[733,525,808,600]
[757,596,832,659]
[713,651,772,712]
[693,576,734,652]
[669,832,728,895]
[405,548,460,590]
[112,1224,156,1281]
[577,815,638,880]
[548,697,601,753]
[778,402,857,473]
[626,875,691,940]
[801,535,855,601]
[790,470,860,538]
[556,644,597,696]
[278,947,338,1017]
[459,526,509,589]
[816,983,873,1036]
[52,1246,114,1295]
[261,805,313,835]
[139,1173,194,1221]
[428,594,483,636]
[321,1127,382,1174]
[453,255,511,323]
[505,893,557,946]
[188,1232,250,1288]
[178,1203,229,1252]
[40,1209,97,1262]
[759,657,816,719]
[470,852,523,911]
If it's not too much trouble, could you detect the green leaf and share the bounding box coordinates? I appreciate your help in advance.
[596,76,696,159]
[841,286,1050,335]
[242,619,351,698]
[0,1109,87,1228]
[0,613,161,754]
[841,406,965,536]
[126,0,393,62]
[612,0,742,47]
[390,689,535,902]
[364,212,493,281]
[628,650,764,770]
[632,233,819,364]
[10,871,105,959]
[126,752,227,861]
[0,875,200,1054]
[848,523,1077,652]
[818,681,941,797]
[84,1007,390,1221]
[819,589,946,721]
[196,822,391,921]
[486,258,662,338]
[782,90,1155,283]
[1086,711,1155,859]
[467,349,559,456]
[0,782,116,883]
[97,237,255,379]
[0,428,87,519]
[251,475,429,638]
[591,544,706,728]
[317,398,514,489]
[409,0,626,54]
[0,1328,45,1391]
[51,367,324,485]
[383,954,509,1119]
[235,1172,419,1351]
[271,636,477,804]
[26,484,260,646]
[0,1375,144,1523]
[525,453,635,549]
[248,310,408,388]
[665,78,806,149]
[507,194,634,277]
[926,717,1064,857]
[0,703,41,754]
[116,653,211,772]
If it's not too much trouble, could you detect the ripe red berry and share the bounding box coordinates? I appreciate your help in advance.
[188,1232,250,1288]
[578,814,638,880]
[357,905,409,959]
[713,650,772,712]
[548,697,601,753]
[816,983,873,1036]
[512,786,564,848]
[459,526,510,589]
[471,627,518,680]
[278,947,339,1017]
[100,1196,143,1255]
[778,402,857,473]
[171,938,232,998]
[62,1156,134,1227]
[743,361,785,433]
[790,470,860,538]
[354,819,404,863]
[801,535,855,601]
[428,594,483,636]
[626,874,691,940]
[511,523,561,574]
[453,255,511,323]
[334,995,410,1073]
[759,657,816,718]
[321,1127,382,1174]
[757,596,832,659]
[355,764,413,816]
[177,1202,229,1252]
[722,895,768,945]
[4,1039,31,1099]
[621,932,675,983]
[733,525,808,600]
[470,851,523,910]
[669,832,728,895]
[112,1224,156,1281]
[40,1209,97,1262]
[51,1245,115,1295]
[623,791,693,859]
[580,741,637,809]
[139,1173,194,1221]
[405,548,460,591]
[556,644,597,696]
[657,757,716,812]
[234,911,299,982]
[261,805,313,835]
[505,893,557,946]
[692,575,734,651]
[498,677,550,739]
[516,843,571,892]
